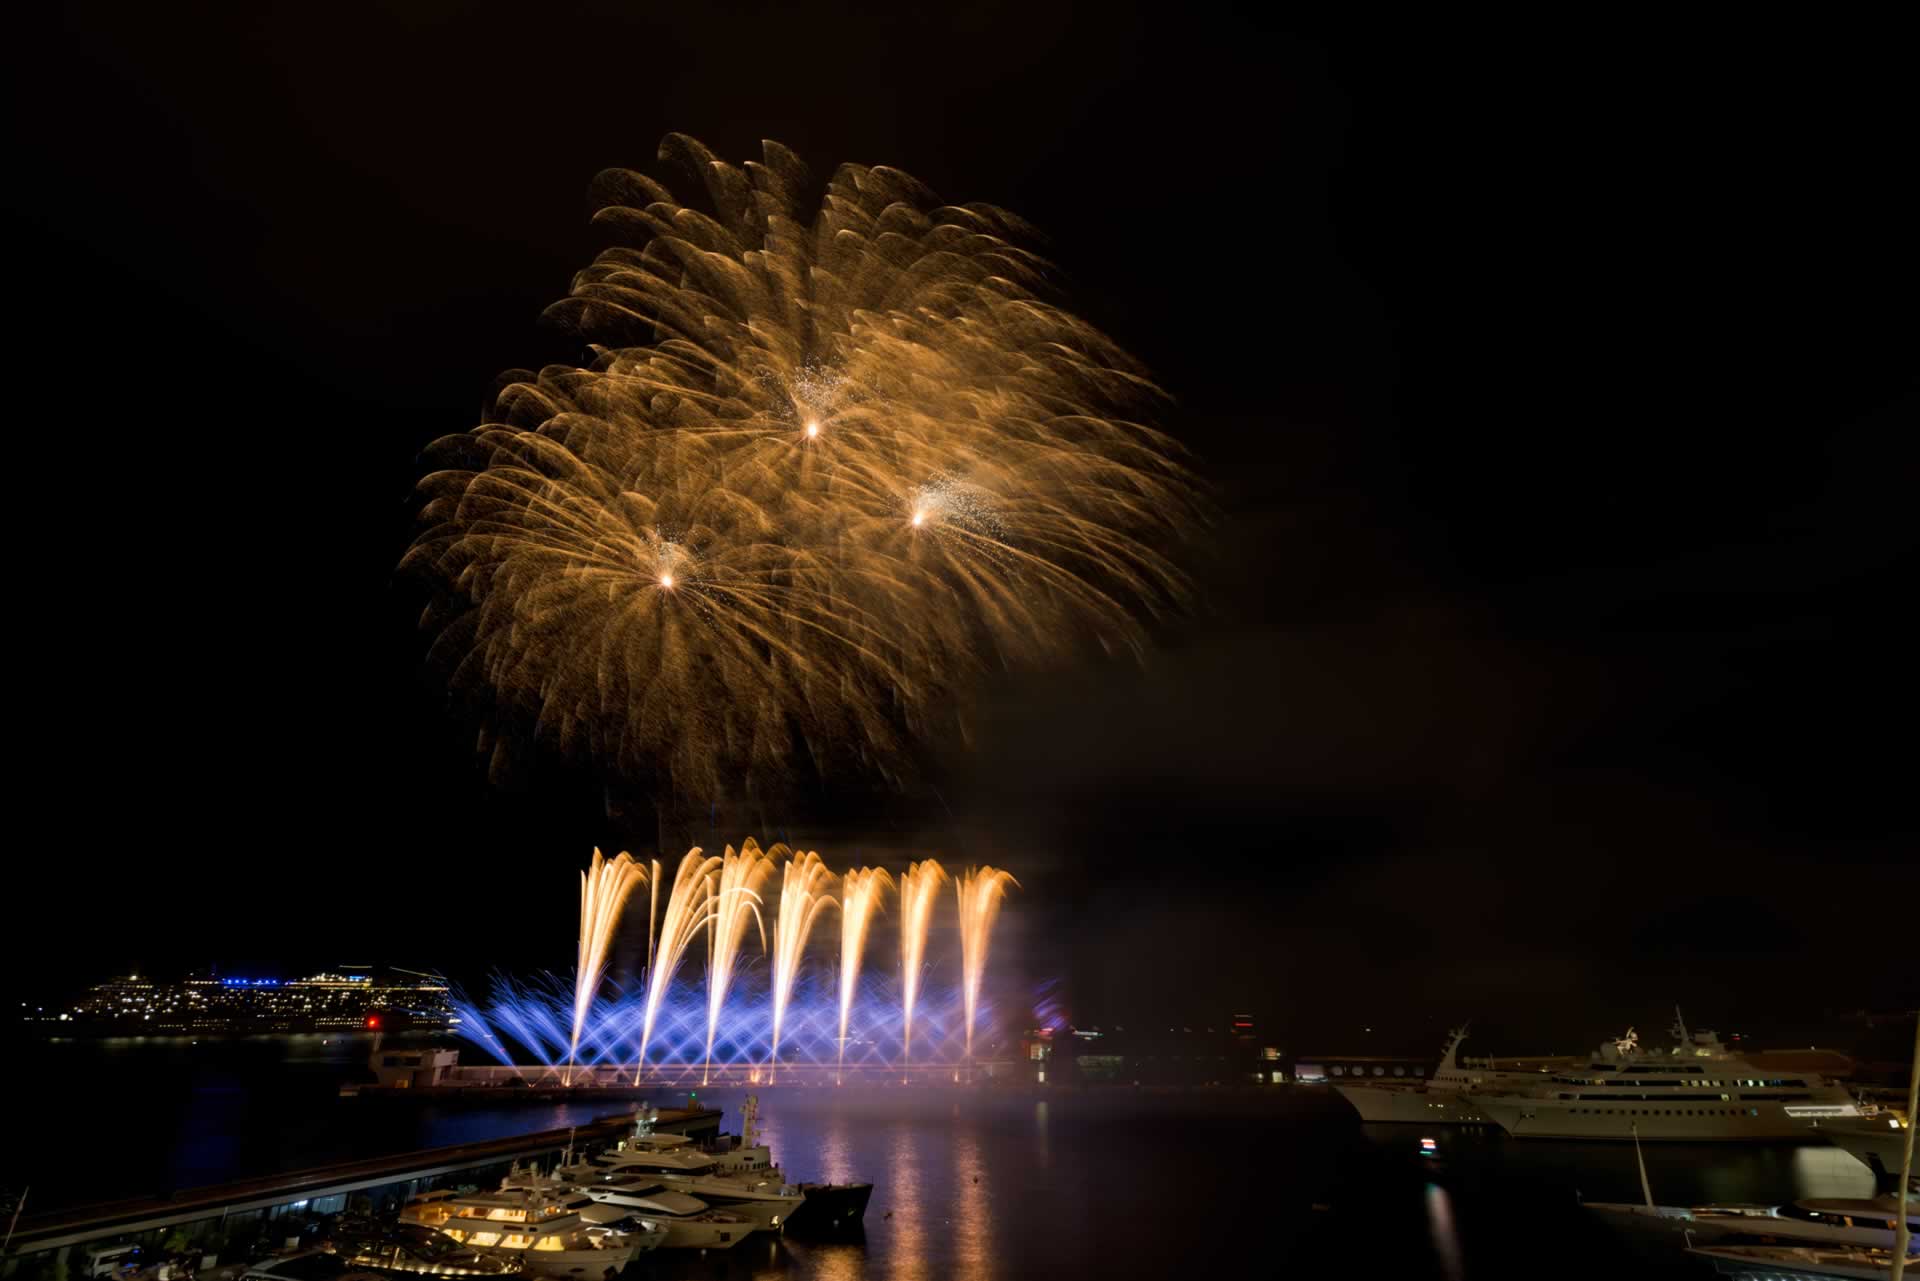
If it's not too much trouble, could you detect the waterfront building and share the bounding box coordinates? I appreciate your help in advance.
[27,966,459,1034]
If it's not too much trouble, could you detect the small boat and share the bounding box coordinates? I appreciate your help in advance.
[1586,1194,1920,1252]
[788,1182,874,1233]
[1687,1242,1919,1279]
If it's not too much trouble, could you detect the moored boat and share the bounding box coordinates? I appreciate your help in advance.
[1468,1011,1859,1141]
[1687,1242,1918,1279]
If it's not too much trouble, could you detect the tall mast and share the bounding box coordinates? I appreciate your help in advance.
[1890,1008,1917,1281]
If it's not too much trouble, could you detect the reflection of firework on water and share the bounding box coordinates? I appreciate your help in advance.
[405,135,1201,796]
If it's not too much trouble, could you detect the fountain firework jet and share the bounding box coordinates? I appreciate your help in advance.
[955,867,1019,1061]
[404,135,1202,798]
[898,860,948,1065]
[837,867,894,1075]
[703,841,774,1083]
[636,849,721,1082]
[768,850,838,1082]
[569,849,648,1083]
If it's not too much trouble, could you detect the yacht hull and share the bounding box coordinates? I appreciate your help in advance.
[1472,1096,1844,1141]
[1334,1085,1492,1124]
[1818,1122,1914,1184]
[515,1245,643,1278]
[790,1183,873,1233]
[1688,1243,1912,1279]
[655,1221,752,1250]
[1585,1202,1907,1252]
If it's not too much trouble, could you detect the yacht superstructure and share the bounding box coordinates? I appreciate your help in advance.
[573,1098,803,1230]
[404,1176,659,1276]
[1468,1012,1859,1141]
[558,1173,758,1250]
[1333,1025,1556,1124]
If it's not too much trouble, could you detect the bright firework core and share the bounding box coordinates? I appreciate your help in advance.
[455,844,1017,1083]
[805,420,820,438]
[658,573,674,588]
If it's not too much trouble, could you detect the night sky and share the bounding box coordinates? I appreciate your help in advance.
[6,7,1913,1052]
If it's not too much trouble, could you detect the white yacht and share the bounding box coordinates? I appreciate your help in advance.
[498,1158,758,1252]
[1466,1012,1859,1141]
[555,1172,758,1250]
[401,1175,661,1277]
[1333,1025,1560,1124]
[326,1221,526,1276]
[1687,1242,1918,1279]
[574,1100,803,1230]
[1586,1193,1920,1252]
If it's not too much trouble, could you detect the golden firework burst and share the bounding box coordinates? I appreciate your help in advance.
[407,135,1200,797]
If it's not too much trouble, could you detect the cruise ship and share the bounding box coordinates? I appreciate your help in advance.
[1333,1025,1561,1124]
[1467,1014,1859,1141]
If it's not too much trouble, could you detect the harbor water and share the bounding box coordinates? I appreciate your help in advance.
[3,1037,1880,1279]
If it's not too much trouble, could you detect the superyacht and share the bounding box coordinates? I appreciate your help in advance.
[399,1176,662,1275]
[498,1166,756,1252]
[566,1102,803,1230]
[1467,1012,1858,1141]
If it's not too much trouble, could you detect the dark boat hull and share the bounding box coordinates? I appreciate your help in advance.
[789,1183,873,1233]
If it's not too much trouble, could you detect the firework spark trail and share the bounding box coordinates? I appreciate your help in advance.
[769,850,838,1082]
[568,849,647,1083]
[405,136,1202,797]
[898,860,947,1067]
[837,867,894,1077]
[703,841,773,1084]
[636,849,720,1082]
[955,866,1019,1061]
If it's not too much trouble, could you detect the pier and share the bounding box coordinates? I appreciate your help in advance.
[0,1107,720,1275]
[344,1047,1016,1096]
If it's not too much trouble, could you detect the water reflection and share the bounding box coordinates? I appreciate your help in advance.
[1424,1182,1466,1281]
[953,1126,992,1281]
[885,1123,927,1281]
[817,1106,854,1186]
[1033,1100,1050,1172]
